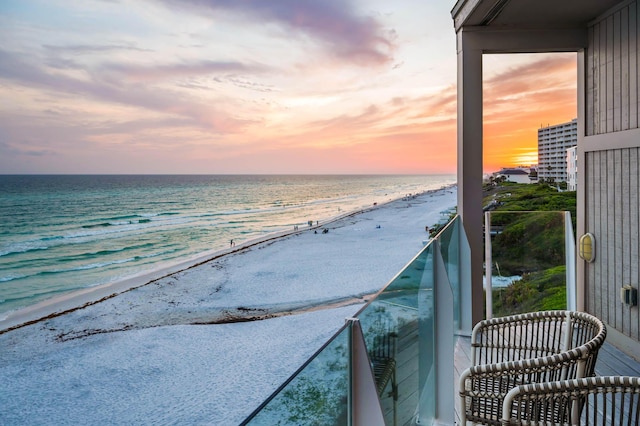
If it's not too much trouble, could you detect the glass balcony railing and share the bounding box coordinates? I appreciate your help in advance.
[357,243,436,425]
[243,326,350,425]
[241,215,469,426]
[240,212,577,425]
[484,211,576,318]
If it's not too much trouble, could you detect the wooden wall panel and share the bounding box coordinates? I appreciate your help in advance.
[606,151,615,326]
[586,152,600,318]
[631,2,638,129]
[632,148,640,339]
[614,12,622,132]
[621,149,630,335]
[585,148,640,341]
[601,151,608,323]
[587,3,640,136]
[585,153,595,314]
[607,15,615,133]
[621,8,629,130]
[613,150,622,330]
[587,26,595,136]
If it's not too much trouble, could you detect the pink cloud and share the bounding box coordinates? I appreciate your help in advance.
[103,60,268,83]
[155,0,395,65]
[0,48,250,134]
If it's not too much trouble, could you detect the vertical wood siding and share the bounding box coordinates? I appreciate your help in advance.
[585,148,640,341]
[631,2,638,129]
[586,1,640,344]
[587,3,640,135]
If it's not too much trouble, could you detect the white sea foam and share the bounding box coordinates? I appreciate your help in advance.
[0,175,455,316]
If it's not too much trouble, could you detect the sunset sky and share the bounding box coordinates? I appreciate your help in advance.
[0,0,577,175]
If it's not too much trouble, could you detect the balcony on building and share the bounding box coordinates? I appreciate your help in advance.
[241,0,640,424]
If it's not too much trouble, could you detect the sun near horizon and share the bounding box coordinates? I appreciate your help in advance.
[482,52,578,174]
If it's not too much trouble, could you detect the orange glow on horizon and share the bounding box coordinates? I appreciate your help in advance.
[511,150,539,166]
[482,53,577,173]
[0,3,581,175]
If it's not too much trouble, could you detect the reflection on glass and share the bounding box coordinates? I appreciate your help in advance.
[244,216,464,426]
[486,211,567,317]
[438,218,461,330]
[245,328,349,425]
[356,243,436,425]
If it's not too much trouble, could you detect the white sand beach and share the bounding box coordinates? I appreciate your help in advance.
[0,186,456,425]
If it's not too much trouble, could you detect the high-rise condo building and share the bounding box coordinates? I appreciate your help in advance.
[537,118,578,182]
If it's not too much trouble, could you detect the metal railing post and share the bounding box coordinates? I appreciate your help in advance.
[484,212,493,319]
[458,217,473,336]
[346,318,385,426]
[565,212,577,311]
[432,239,455,425]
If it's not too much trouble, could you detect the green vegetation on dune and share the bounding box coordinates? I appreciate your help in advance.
[483,182,576,316]
[491,212,565,275]
[492,266,567,316]
[484,182,576,223]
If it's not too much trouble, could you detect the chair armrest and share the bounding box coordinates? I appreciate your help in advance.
[501,376,640,425]
[459,347,596,425]
[470,310,573,365]
[468,347,586,375]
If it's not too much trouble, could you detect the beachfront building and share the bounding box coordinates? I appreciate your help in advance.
[567,145,578,190]
[494,167,532,184]
[538,119,578,183]
[453,0,639,363]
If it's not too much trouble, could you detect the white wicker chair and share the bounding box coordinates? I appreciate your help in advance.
[459,310,607,425]
[501,376,640,425]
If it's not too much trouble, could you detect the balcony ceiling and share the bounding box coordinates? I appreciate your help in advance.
[452,0,625,30]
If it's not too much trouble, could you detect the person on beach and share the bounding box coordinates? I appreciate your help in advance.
[230,239,235,247]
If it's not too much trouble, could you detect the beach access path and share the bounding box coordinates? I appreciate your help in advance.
[0,186,456,425]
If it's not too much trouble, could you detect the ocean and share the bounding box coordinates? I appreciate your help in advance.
[0,174,455,317]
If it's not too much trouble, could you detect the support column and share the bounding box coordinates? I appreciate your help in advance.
[456,30,484,326]
[575,49,586,312]
[347,318,385,426]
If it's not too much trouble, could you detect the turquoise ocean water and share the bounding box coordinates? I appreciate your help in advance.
[0,174,455,316]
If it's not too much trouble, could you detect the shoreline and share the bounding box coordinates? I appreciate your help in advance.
[0,184,455,333]
[0,184,457,425]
